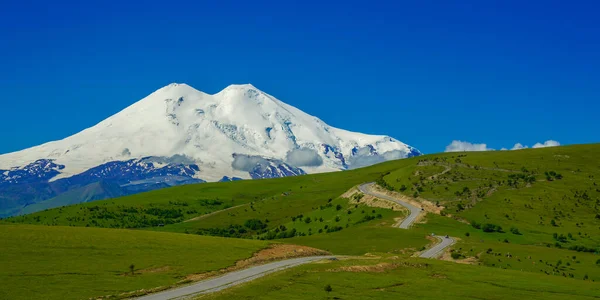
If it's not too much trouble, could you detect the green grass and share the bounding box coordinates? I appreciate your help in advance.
[5,160,415,234]
[286,222,428,256]
[384,145,600,247]
[414,214,600,281]
[0,224,269,300]
[379,144,600,281]
[2,143,600,298]
[198,257,600,300]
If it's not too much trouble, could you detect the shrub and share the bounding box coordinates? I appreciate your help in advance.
[553,233,568,243]
[471,221,481,229]
[376,176,394,191]
[451,252,462,259]
[568,245,596,253]
[326,226,343,233]
[355,215,376,224]
[336,204,342,211]
[244,219,267,230]
[304,217,312,224]
[482,223,502,233]
[510,227,522,235]
[324,284,332,292]
[465,232,470,237]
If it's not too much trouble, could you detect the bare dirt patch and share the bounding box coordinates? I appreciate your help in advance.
[327,262,399,273]
[139,266,172,274]
[430,272,447,279]
[439,252,479,265]
[344,186,407,212]
[374,282,405,291]
[438,239,478,265]
[358,194,407,212]
[119,266,172,277]
[369,184,444,215]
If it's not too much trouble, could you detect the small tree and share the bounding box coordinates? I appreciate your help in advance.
[324,284,332,293]
[129,264,135,275]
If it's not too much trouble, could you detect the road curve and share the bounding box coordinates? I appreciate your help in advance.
[135,256,334,300]
[357,183,455,258]
[420,236,455,258]
[358,183,422,229]
[136,183,454,299]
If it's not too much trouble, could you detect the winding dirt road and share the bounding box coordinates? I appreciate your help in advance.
[135,256,334,300]
[358,182,455,258]
[358,183,422,229]
[135,183,455,299]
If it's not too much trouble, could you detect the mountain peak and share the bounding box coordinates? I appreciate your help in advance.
[223,83,256,89]
[162,82,189,89]
[218,83,260,94]
[0,82,420,184]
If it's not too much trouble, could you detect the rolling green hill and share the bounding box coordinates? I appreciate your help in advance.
[0,224,269,300]
[2,143,599,299]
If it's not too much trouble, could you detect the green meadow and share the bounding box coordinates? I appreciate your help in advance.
[0,224,269,300]
[198,257,600,300]
[2,144,599,299]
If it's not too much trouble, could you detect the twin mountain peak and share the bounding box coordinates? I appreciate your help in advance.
[0,83,421,217]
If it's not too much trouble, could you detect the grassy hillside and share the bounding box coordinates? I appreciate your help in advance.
[383,144,600,248]
[0,224,269,300]
[372,144,600,280]
[2,144,599,299]
[5,158,414,233]
[199,256,600,300]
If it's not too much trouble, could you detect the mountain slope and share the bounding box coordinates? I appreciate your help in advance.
[0,83,420,216]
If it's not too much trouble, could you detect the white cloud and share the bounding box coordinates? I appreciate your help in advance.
[286,148,323,167]
[231,154,270,171]
[445,140,493,152]
[445,140,561,152]
[511,143,528,150]
[532,140,560,148]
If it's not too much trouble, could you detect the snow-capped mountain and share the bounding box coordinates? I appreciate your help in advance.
[0,83,420,216]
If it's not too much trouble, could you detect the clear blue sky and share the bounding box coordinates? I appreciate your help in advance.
[1,0,598,154]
